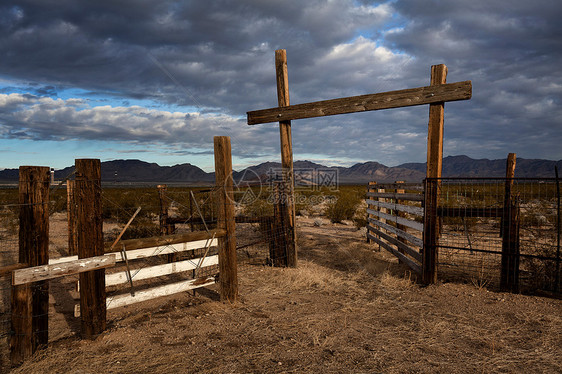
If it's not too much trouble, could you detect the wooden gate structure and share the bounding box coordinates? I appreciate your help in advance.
[3,136,238,366]
[247,49,472,283]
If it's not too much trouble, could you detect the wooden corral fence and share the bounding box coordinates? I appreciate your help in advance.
[367,154,536,293]
[1,136,238,367]
[366,181,424,275]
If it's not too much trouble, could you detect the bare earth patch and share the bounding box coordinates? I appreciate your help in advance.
[7,217,562,373]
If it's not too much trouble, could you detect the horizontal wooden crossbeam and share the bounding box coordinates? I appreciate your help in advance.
[13,255,116,286]
[247,81,472,125]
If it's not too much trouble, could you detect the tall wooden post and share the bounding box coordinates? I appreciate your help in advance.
[501,153,520,292]
[67,180,78,256]
[10,166,50,366]
[214,136,238,303]
[423,64,447,284]
[75,159,106,338]
[275,49,297,268]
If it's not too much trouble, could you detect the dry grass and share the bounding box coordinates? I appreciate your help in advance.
[4,217,562,373]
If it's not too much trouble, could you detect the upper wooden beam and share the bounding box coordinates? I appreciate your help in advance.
[247,80,471,125]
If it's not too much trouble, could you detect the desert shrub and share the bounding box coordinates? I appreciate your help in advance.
[243,196,273,217]
[325,189,363,223]
[352,200,368,228]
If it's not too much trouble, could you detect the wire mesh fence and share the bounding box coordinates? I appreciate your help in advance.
[435,178,561,293]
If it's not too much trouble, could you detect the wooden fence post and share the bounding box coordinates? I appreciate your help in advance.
[158,185,177,262]
[67,180,78,256]
[75,159,106,338]
[214,136,238,303]
[367,182,377,244]
[275,49,297,268]
[500,153,520,292]
[423,64,447,284]
[11,166,50,366]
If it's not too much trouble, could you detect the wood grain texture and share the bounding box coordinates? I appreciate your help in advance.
[366,209,424,232]
[247,80,471,125]
[13,255,116,285]
[76,159,106,339]
[11,166,50,365]
[275,49,297,267]
[214,136,238,303]
[423,64,448,285]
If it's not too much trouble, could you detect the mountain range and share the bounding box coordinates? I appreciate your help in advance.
[1,155,561,184]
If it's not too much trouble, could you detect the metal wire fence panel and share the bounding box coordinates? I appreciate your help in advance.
[435,178,561,293]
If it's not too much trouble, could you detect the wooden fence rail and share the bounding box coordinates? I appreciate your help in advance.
[365,182,424,276]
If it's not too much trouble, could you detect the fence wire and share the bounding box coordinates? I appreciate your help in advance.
[435,178,561,293]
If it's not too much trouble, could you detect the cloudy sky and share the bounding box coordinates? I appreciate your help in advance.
[1,0,561,171]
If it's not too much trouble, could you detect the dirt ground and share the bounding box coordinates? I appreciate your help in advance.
[4,216,562,373]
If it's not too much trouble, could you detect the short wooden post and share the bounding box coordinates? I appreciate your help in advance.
[67,180,78,256]
[11,166,50,366]
[275,49,297,268]
[75,159,106,338]
[500,153,520,292]
[214,136,238,303]
[423,64,447,284]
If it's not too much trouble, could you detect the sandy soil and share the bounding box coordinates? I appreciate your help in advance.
[3,216,562,373]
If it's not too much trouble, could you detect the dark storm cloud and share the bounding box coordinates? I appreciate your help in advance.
[0,0,560,164]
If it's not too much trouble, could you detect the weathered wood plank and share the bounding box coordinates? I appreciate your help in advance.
[105,255,218,286]
[367,225,422,263]
[13,255,116,285]
[366,191,424,202]
[366,199,424,216]
[368,217,423,248]
[247,81,472,125]
[367,233,421,274]
[106,277,216,310]
[366,208,424,232]
[104,229,224,252]
[49,239,219,265]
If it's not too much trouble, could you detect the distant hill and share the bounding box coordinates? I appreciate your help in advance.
[398,155,562,178]
[1,156,560,184]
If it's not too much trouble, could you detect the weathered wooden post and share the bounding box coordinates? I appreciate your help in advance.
[158,184,177,262]
[500,153,520,292]
[423,64,447,284]
[75,159,106,338]
[10,166,50,366]
[275,49,297,268]
[158,184,170,235]
[366,181,377,244]
[67,180,78,256]
[214,136,238,303]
